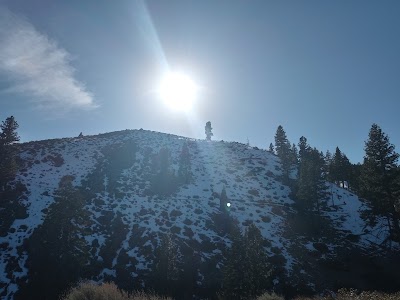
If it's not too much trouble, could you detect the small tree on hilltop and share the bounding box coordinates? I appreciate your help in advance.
[205,121,213,140]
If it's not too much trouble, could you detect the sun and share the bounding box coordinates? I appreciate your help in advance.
[158,71,198,111]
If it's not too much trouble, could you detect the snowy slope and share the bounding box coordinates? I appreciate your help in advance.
[0,129,395,299]
[323,183,392,248]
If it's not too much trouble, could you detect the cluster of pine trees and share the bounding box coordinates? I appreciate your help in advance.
[148,142,193,195]
[149,221,271,300]
[221,223,271,299]
[270,123,400,243]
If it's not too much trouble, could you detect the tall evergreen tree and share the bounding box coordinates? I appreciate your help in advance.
[291,143,299,166]
[222,223,245,299]
[274,125,293,181]
[274,125,290,160]
[0,116,19,145]
[20,180,90,299]
[296,137,327,212]
[328,147,351,188]
[180,247,201,299]
[222,223,271,299]
[349,162,362,193]
[151,233,180,296]
[341,154,352,188]
[159,147,170,175]
[205,121,213,141]
[323,150,332,178]
[178,142,192,184]
[360,123,400,240]
[242,224,271,298]
[151,147,177,195]
[328,147,342,183]
[220,186,229,212]
[325,150,332,162]
[0,116,20,187]
[298,136,309,161]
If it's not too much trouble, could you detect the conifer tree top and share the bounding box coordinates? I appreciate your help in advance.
[205,121,213,141]
[0,116,20,145]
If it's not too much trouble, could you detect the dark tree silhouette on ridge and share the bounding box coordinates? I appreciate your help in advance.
[205,121,213,141]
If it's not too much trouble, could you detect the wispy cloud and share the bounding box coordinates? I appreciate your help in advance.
[0,7,96,110]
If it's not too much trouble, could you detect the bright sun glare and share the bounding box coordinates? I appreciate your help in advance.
[158,71,198,112]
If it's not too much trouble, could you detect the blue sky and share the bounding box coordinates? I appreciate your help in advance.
[0,0,399,163]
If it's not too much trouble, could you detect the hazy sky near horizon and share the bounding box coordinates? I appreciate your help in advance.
[1,0,400,163]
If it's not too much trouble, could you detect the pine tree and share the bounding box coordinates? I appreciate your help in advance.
[243,224,271,298]
[329,147,341,183]
[298,136,309,161]
[296,137,327,212]
[327,147,352,188]
[341,154,351,188]
[268,143,275,153]
[159,147,170,176]
[0,116,19,145]
[151,147,177,195]
[151,234,180,296]
[325,150,332,162]
[291,143,299,166]
[0,116,20,187]
[349,162,362,193]
[180,247,200,299]
[205,121,213,140]
[178,142,192,184]
[274,125,293,181]
[222,223,271,299]
[220,186,229,212]
[222,223,246,299]
[360,123,400,240]
[20,181,90,299]
[323,150,332,179]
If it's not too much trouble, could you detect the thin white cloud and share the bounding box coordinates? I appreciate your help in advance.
[0,7,96,110]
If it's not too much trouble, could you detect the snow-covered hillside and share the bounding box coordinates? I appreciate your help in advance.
[0,129,397,299]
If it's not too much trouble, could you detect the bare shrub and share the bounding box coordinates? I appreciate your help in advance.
[61,281,171,300]
[257,292,285,300]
